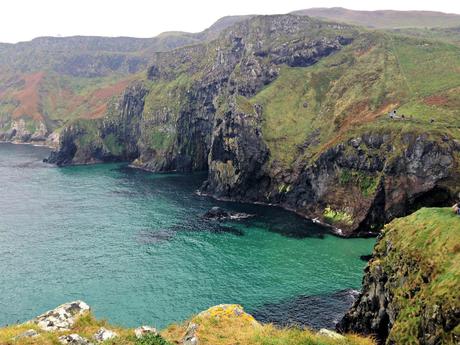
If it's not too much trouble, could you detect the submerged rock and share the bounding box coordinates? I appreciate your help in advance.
[203,207,253,220]
[59,334,94,345]
[93,327,118,342]
[33,300,90,331]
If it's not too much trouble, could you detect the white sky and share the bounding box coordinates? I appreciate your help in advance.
[1,0,459,43]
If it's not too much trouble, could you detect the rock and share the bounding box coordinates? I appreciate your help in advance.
[13,329,39,340]
[59,334,94,345]
[203,207,253,220]
[203,207,229,219]
[134,325,158,338]
[182,323,199,345]
[93,327,118,342]
[318,329,345,339]
[359,254,373,262]
[197,304,260,327]
[33,300,90,331]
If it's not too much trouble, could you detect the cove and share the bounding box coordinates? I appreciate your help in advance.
[0,143,375,329]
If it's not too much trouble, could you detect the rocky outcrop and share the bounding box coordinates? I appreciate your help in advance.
[33,300,90,331]
[59,334,93,345]
[134,325,158,338]
[93,327,118,342]
[0,120,59,147]
[203,206,253,220]
[47,82,148,166]
[337,208,460,344]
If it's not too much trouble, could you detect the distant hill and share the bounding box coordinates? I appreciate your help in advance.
[0,15,250,132]
[292,7,460,28]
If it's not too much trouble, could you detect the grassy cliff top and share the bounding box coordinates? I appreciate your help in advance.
[373,207,460,343]
[0,304,374,345]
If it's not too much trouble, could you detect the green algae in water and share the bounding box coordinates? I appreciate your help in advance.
[0,143,375,329]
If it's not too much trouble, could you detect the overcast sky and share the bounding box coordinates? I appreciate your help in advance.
[1,0,459,43]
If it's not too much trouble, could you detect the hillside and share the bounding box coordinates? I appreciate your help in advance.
[0,16,249,144]
[0,302,374,345]
[292,7,460,29]
[338,208,460,344]
[42,14,460,236]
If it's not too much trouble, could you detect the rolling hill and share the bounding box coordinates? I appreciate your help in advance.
[292,7,460,28]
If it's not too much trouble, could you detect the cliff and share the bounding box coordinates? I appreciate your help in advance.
[45,14,460,236]
[337,207,460,344]
[0,301,374,345]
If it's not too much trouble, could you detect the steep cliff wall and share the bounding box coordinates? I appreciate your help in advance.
[45,15,460,236]
[337,208,460,344]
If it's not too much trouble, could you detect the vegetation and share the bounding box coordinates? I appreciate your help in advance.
[323,206,354,226]
[374,208,460,344]
[162,305,375,345]
[251,32,460,167]
[0,306,375,345]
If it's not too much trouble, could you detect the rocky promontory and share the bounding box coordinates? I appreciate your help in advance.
[337,208,460,344]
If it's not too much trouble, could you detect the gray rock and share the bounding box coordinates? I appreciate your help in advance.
[318,328,345,339]
[13,329,39,340]
[93,327,118,342]
[33,300,90,331]
[182,322,198,345]
[134,325,158,338]
[59,334,94,345]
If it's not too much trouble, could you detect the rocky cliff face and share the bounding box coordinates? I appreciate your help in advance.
[337,208,460,344]
[45,14,460,236]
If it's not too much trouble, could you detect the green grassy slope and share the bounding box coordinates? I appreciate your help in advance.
[249,32,460,167]
[0,16,250,135]
[375,208,460,343]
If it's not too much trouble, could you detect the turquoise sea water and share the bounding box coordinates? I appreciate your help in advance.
[0,143,375,329]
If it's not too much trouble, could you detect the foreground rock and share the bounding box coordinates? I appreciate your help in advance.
[337,208,460,344]
[203,207,254,220]
[33,300,90,331]
[319,329,345,340]
[59,334,94,345]
[134,325,158,338]
[182,323,199,345]
[13,329,39,340]
[93,327,118,342]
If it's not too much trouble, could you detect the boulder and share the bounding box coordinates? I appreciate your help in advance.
[319,328,345,340]
[33,300,90,331]
[93,327,118,342]
[13,329,39,340]
[134,325,158,338]
[59,334,94,345]
[182,322,199,345]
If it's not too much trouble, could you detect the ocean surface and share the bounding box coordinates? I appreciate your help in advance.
[0,143,375,329]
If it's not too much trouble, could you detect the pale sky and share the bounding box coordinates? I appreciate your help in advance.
[1,0,459,43]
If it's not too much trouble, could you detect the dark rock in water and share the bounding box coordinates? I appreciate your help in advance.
[135,229,175,244]
[203,207,229,219]
[251,289,360,330]
[359,254,373,262]
[203,207,253,220]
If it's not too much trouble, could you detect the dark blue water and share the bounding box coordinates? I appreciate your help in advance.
[0,143,374,329]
